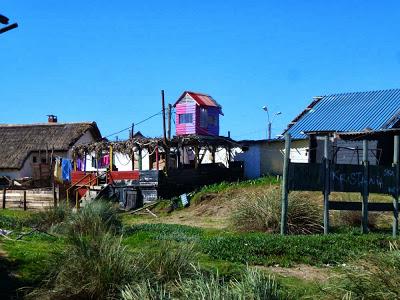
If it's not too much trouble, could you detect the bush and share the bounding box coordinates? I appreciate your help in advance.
[28,233,136,299]
[66,200,122,236]
[231,187,322,234]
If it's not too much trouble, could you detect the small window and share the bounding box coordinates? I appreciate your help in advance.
[179,113,193,124]
[200,108,208,128]
[32,156,37,163]
[41,158,47,163]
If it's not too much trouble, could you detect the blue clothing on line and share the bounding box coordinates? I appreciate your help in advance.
[62,159,73,181]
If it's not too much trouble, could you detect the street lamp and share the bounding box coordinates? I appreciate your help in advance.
[262,106,282,140]
[0,14,18,35]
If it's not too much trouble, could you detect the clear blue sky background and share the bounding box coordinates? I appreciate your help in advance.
[2,1,400,140]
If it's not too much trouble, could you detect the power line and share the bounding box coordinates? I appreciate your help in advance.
[103,110,163,139]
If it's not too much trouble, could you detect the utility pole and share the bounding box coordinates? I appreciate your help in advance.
[161,90,169,171]
[161,90,167,144]
[0,14,18,35]
[167,104,172,141]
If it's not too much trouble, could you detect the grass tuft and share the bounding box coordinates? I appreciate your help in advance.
[231,187,323,234]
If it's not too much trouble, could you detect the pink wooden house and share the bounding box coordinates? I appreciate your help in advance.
[174,91,223,136]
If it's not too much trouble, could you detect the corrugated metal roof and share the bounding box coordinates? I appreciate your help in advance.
[174,91,222,108]
[284,89,400,139]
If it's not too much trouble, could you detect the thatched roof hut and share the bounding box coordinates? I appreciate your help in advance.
[0,122,101,171]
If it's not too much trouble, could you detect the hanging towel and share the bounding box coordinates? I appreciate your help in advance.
[103,154,110,167]
[77,158,83,171]
[61,159,73,182]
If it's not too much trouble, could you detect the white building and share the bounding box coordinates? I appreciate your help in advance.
[0,118,102,180]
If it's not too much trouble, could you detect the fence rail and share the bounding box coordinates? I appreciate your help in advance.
[281,133,400,237]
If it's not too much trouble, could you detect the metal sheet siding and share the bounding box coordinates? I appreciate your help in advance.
[176,103,196,135]
[195,106,220,136]
[286,89,400,139]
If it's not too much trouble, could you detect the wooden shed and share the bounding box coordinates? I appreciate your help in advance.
[174,91,223,136]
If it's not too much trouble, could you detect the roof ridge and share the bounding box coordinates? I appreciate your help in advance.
[324,88,400,98]
[0,122,95,127]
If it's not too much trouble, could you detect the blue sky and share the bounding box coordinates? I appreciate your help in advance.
[2,1,400,140]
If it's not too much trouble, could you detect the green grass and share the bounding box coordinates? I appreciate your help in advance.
[1,234,65,285]
[201,232,395,267]
[122,223,395,267]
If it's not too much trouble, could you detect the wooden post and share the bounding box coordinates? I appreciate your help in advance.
[53,181,57,208]
[362,139,369,234]
[323,135,330,235]
[280,133,291,235]
[109,145,113,170]
[194,145,199,169]
[23,190,27,211]
[2,188,6,209]
[75,190,79,210]
[393,135,399,237]
[211,146,216,164]
[138,147,142,171]
[156,145,159,170]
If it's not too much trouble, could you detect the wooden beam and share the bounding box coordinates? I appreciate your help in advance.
[329,201,394,212]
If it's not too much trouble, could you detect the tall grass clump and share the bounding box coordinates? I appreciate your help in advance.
[326,242,400,299]
[231,187,322,234]
[66,200,122,236]
[121,267,285,300]
[28,203,71,231]
[145,241,197,283]
[28,233,136,299]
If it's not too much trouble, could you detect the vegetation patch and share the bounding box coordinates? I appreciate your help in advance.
[201,232,394,267]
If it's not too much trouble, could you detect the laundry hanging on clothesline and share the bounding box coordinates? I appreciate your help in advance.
[61,159,73,182]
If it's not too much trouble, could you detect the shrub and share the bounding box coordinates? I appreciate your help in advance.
[28,233,136,299]
[231,187,322,234]
[66,200,122,236]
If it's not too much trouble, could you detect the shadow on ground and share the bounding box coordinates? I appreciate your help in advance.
[0,255,23,300]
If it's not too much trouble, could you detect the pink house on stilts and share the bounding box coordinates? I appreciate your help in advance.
[174,91,223,136]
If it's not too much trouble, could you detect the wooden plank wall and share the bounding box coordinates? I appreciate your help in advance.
[1,189,54,210]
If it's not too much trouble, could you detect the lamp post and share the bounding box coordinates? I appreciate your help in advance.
[0,14,18,35]
[262,106,282,140]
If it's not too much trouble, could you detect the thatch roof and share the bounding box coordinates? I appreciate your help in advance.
[0,122,101,170]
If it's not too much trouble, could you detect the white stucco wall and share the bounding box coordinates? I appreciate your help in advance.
[234,144,261,179]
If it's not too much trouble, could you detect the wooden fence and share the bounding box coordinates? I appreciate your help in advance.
[1,188,56,210]
[281,134,400,237]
